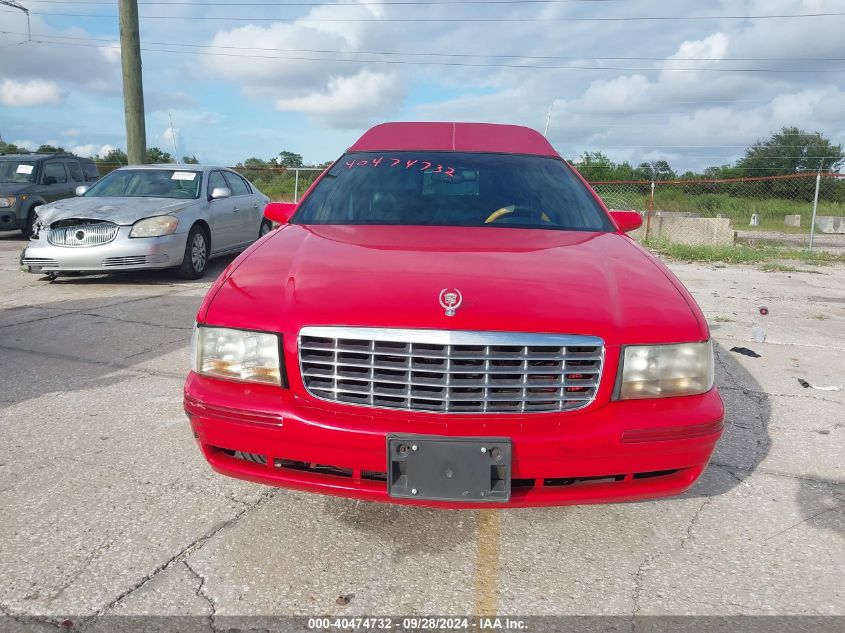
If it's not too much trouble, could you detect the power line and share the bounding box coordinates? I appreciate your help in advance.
[19,0,626,4]
[3,29,843,63]
[8,35,845,73]
[6,8,845,22]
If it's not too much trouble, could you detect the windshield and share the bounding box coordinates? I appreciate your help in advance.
[293,152,613,232]
[0,161,37,184]
[84,169,201,199]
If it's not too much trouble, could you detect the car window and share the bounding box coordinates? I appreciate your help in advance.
[223,171,251,196]
[0,160,37,184]
[66,161,84,182]
[43,161,68,184]
[293,152,614,232]
[81,161,99,181]
[84,169,201,199]
[207,171,228,195]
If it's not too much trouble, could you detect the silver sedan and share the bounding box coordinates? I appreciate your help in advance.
[21,164,271,279]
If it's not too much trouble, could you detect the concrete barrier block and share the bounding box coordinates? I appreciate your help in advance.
[784,214,801,228]
[626,214,736,246]
[654,211,701,219]
[814,216,845,234]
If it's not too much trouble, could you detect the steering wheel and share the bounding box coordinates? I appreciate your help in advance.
[485,205,551,225]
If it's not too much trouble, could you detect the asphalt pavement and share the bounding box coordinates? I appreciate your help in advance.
[0,231,842,630]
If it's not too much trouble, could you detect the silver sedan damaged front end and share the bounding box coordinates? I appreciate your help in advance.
[21,216,188,275]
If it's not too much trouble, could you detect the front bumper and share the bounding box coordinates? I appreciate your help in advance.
[20,227,186,273]
[0,206,21,231]
[184,372,725,508]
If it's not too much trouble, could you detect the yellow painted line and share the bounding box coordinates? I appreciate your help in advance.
[473,509,500,616]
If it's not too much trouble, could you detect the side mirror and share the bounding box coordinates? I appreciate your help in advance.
[609,210,643,233]
[264,202,297,225]
[209,187,232,201]
[75,185,89,196]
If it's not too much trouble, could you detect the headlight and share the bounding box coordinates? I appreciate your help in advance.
[191,324,283,385]
[129,215,179,238]
[617,341,714,400]
[0,196,15,208]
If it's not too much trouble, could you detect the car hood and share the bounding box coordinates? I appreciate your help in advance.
[203,224,707,346]
[0,183,30,196]
[36,196,196,226]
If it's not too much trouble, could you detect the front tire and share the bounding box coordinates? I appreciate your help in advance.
[20,207,36,240]
[176,225,209,279]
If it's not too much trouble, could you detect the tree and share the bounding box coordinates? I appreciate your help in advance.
[100,148,128,165]
[0,140,26,154]
[238,157,271,181]
[573,152,617,181]
[181,154,199,164]
[242,157,269,168]
[634,160,676,181]
[276,150,304,168]
[36,144,65,154]
[736,127,844,176]
[145,147,172,163]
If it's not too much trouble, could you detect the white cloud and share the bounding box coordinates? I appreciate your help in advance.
[274,70,406,128]
[11,140,35,151]
[203,0,404,127]
[0,15,120,91]
[69,143,117,158]
[0,78,65,107]
[97,144,117,158]
[163,126,179,147]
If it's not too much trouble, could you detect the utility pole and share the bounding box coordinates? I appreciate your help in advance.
[118,0,146,164]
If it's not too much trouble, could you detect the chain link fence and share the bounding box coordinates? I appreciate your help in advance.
[588,173,845,252]
[93,159,844,252]
[229,166,324,203]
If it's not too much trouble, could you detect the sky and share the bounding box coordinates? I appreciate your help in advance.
[1,0,844,172]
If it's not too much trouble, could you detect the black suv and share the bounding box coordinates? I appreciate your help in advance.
[0,153,100,238]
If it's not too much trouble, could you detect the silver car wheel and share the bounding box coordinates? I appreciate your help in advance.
[260,220,271,237]
[191,232,208,272]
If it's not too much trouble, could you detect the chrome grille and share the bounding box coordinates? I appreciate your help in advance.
[21,257,59,269]
[101,254,169,267]
[299,327,604,414]
[48,222,119,247]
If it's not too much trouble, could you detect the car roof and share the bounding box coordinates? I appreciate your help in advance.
[348,122,560,158]
[0,153,92,161]
[0,154,50,161]
[113,164,227,171]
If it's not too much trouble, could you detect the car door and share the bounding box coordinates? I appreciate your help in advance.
[223,171,261,246]
[205,170,239,253]
[65,160,85,191]
[40,160,75,203]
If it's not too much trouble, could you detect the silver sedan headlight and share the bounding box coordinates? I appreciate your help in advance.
[129,215,179,238]
[191,325,282,385]
[617,341,714,400]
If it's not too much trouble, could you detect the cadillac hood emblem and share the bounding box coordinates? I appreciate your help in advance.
[439,288,463,317]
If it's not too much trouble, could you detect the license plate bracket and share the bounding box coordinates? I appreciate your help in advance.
[387,434,511,502]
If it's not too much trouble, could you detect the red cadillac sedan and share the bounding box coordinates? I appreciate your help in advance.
[184,122,724,508]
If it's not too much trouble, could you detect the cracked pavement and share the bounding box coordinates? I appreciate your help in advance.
[0,233,842,626]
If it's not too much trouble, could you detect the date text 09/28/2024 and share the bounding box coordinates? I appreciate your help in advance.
[306,617,526,630]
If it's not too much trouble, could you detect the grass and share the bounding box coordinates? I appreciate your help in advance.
[231,168,323,202]
[759,262,801,273]
[593,185,845,234]
[645,239,845,265]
